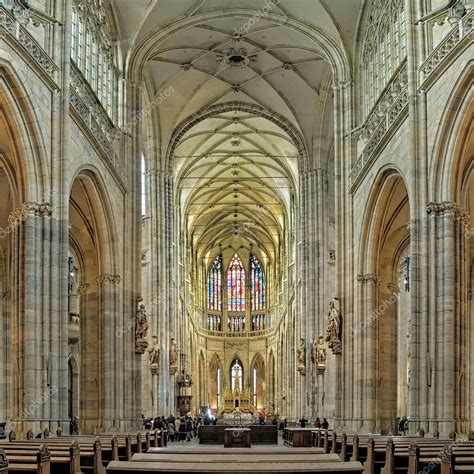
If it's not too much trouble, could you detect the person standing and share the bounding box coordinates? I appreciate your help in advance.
[299,416,308,428]
[321,418,329,429]
[314,417,321,428]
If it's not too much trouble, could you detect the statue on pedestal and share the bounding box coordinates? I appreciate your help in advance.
[169,338,178,374]
[312,336,327,373]
[297,338,306,375]
[135,304,149,354]
[326,300,342,354]
[148,336,160,375]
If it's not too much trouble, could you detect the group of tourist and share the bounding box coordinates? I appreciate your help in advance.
[297,416,329,429]
[142,415,201,442]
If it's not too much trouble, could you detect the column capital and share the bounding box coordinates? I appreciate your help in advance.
[357,273,380,284]
[77,284,90,296]
[7,201,52,226]
[96,274,122,287]
[427,201,470,226]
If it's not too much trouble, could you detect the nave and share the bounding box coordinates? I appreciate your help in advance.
[0,0,473,469]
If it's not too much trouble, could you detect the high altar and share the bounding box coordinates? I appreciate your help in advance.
[221,388,255,414]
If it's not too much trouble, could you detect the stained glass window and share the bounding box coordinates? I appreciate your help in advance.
[231,359,243,392]
[227,254,246,311]
[250,254,265,311]
[208,256,222,311]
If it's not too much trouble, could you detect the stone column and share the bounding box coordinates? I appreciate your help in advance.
[300,168,329,418]
[0,291,11,422]
[96,273,121,431]
[8,202,65,436]
[147,170,175,414]
[426,202,470,434]
[357,274,379,432]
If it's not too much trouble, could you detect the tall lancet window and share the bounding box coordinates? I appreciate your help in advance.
[231,359,243,392]
[227,254,246,311]
[208,256,222,311]
[250,254,265,311]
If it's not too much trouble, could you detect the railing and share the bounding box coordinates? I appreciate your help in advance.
[420,9,473,83]
[350,62,409,189]
[69,62,125,179]
[0,6,58,84]
[203,327,272,338]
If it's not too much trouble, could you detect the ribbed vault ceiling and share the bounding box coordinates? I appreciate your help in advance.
[175,110,298,262]
[116,0,362,264]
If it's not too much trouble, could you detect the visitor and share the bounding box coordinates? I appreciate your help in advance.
[186,416,193,442]
[314,417,321,428]
[398,416,408,435]
[321,418,329,429]
[179,417,186,441]
[168,423,175,442]
[271,417,277,426]
[299,416,308,428]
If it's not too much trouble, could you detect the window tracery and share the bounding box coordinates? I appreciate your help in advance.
[227,254,245,311]
[362,0,407,116]
[71,0,117,120]
[250,254,265,311]
[208,255,222,311]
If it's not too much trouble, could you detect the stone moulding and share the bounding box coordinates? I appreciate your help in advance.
[350,62,409,193]
[95,273,121,287]
[69,62,127,187]
[427,201,470,227]
[0,6,59,90]
[7,201,52,226]
[420,9,473,87]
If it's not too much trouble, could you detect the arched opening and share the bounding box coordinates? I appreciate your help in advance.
[209,353,223,413]
[268,351,276,415]
[198,351,206,408]
[68,357,79,433]
[68,170,117,433]
[251,353,265,410]
[362,170,410,433]
[0,161,14,423]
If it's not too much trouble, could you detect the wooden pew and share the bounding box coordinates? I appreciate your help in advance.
[105,460,365,473]
[5,438,103,474]
[147,447,326,455]
[5,444,50,474]
[0,450,8,473]
[129,453,343,464]
[1,441,80,474]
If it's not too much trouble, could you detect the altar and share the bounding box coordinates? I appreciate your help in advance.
[221,388,255,414]
[224,427,251,448]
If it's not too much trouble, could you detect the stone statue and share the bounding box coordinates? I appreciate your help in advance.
[312,336,327,373]
[297,338,306,375]
[135,304,148,339]
[169,338,178,374]
[326,300,342,354]
[148,336,160,375]
[135,304,149,354]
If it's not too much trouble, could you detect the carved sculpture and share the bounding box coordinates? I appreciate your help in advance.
[297,338,306,375]
[135,304,149,354]
[148,336,160,375]
[326,300,342,354]
[312,336,327,373]
[169,338,178,374]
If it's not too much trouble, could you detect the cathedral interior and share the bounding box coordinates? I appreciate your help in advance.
[0,0,473,449]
